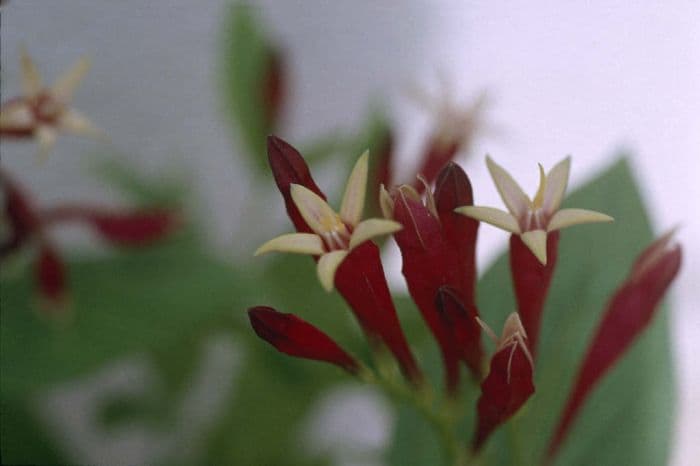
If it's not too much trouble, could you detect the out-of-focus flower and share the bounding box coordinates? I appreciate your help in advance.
[0,48,103,160]
[408,76,487,188]
[473,312,534,452]
[457,156,612,264]
[256,150,402,292]
[0,168,179,312]
[546,231,682,462]
[248,306,359,374]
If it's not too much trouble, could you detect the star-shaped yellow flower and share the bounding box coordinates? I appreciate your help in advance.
[0,47,103,160]
[456,156,613,264]
[255,151,403,291]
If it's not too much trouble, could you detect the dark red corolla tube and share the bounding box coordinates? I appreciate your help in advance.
[473,313,534,452]
[509,230,559,356]
[546,232,682,462]
[248,306,359,374]
[266,136,422,385]
[389,162,482,393]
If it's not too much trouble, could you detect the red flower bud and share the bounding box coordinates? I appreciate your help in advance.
[509,231,559,355]
[434,162,478,307]
[334,242,423,385]
[473,313,534,452]
[267,135,326,234]
[262,47,285,131]
[248,306,359,374]
[546,233,682,461]
[435,287,483,381]
[41,206,179,246]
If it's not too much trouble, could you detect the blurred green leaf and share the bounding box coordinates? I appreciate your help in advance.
[475,157,673,465]
[220,2,275,172]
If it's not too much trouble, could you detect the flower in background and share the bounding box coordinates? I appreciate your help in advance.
[0,47,103,160]
[457,156,612,264]
[408,75,487,188]
[0,168,179,313]
[256,150,402,292]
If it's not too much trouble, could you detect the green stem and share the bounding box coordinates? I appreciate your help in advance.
[358,363,479,466]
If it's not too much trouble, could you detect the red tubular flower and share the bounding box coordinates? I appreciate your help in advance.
[546,232,682,462]
[1,167,178,311]
[473,313,535,452]
[434,162,479,310]
[248,306,359,374]
[509,231,559,354]
[408,84,486,191]
[457,157,613,355]
[390,186,461,392]
[266,135,326,233]
[262,47,285,131]
[262,136,422,385]
[435,287,482,381]
[40,206,179,246]
[382,162,483,391]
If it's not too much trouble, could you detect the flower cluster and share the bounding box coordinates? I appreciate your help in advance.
[0,52,179,314]
[248,135,681,462]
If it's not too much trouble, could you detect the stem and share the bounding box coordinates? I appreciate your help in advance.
[359,361,479,466]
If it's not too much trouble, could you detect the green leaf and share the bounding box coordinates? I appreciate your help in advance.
[220,2,275,172]
[476,157,673,465]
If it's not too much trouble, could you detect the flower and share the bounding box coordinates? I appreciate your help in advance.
[546,230,682,461]
[473,312,535,451]
[248,306,359,374]
[1,167,179,311]
[457,156,613,264]
[407,76,487,187]
[255,151,403,292]
[0,47,103,160]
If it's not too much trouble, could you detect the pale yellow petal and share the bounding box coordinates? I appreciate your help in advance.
[455,206,521,233]
[317,250,348,292]
[547,208,613,232]
[52,57,90,103]
[20,47,42,98]
[0,100,33,131]
[520,229,548,265]
[379,184,394,219]
[339,150,369,226]
[486,156,531,219]
[501,312,527,342]
[532,164,547,208]
[58,109,105,139]
[348,218,402,250]
[255,233,325,256]
[290,184,343,236]
[543,156,571,215]
[35,125,57,162]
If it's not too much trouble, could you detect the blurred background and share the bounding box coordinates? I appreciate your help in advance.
[1,1,698,465]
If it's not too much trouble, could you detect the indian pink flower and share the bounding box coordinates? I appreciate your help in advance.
[258,136,423,384]
[546,230,682,462]
[408,78,487,189]
[248,306,359,374]
[0,168,178,311]
[473,312,535,452]
[0,48,103,160]
[380,162,482,393]
[457,157,613,353]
